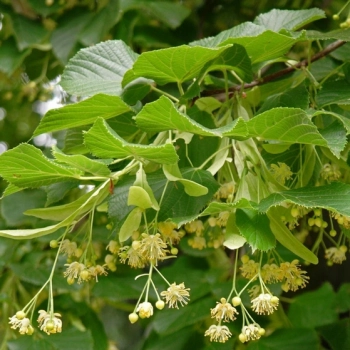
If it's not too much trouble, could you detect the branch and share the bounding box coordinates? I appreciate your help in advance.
[203,39,346,97]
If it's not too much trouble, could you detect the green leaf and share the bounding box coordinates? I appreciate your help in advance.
[236,209,276,251]
[258,84,309,113]
[306,28,350,41]
[260,182,350,217]
[0,144,83,188]
[45,181,79,206]
[52,147,111,177]
[207,44,253,81]
[34,94,132,136]
[267,207,318,264]
[194,27,298,64]
[200,199,256,217]
[316,79,350,107]
[51,11,94,64]
[0,189,47,227]
[119,207,142,242]
[319,121,347,158]
[26,186,106,221]
[11,14,49,51]
[125,45,230,85]
[288,283,337,328]
[120,0,190,29]
[133,167,159,210]
[248,107,328,147]
[135,95,248,138]
[79,0,120,46]
[163,163,208,197]
[44,328,94,350]
[318,319,350,350]
[61,40,138,96]
[153,297,213,335]
[128,186,155,210]
[84,118,179,164]
[1,182,109,239]
[0,39,31,75]
[313,109,350,135]
[246,328,319,350]
[254,8,325,32]
[121,78,152,105]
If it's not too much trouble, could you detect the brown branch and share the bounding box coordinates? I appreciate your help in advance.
[203,39,347,97]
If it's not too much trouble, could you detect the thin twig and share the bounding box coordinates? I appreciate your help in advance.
[203,39,346,97]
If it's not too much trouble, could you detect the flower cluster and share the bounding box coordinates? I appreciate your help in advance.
[241,257,309,293]
[64,262,108,284]
[270,162,293,185]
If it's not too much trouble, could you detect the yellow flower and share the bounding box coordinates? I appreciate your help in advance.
[279,260,309,292]
[325,246,347,264]
[261,263,282,284]
[188,235,207,250]
[9,313,34,335]
[270,162,293,185]
[240,324,264,342]
[37,310,62,335]
[240,259,259,280]
[106,240,119,254]
[185,220,204,234]
[160,282,190,308]
[137,302,153,318]
[88,264,108,282]
[139,233,168,262]
[204,324,232,343]
[60,239,78,257]
[251,293,279,315]
[210,298,238,322]
[63,262,87,284]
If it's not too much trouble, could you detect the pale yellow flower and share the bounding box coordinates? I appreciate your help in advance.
[185,220,204,234]
[240,324,263,342]
[325,246,347,264]
[188,235,207,250]
[279,260,309,292]
[261,263,282,284]
[210,298,238,322]
[270,162,293,185]
[88,264,108,282]
[64,262,87,284]
[106,240,119,254]
[161,282,190,308]
[9,313,34,335]
[37,310,62,335]
[204,324,232,343]
[60,239,78,257]
[251,293,279,315]
[139,233,168,262]
[240,259,259,280]
[137,302,153,318]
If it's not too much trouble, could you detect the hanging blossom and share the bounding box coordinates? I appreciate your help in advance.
[210,298,238,322]
[137,302,153,319]
[37,310,62,335]
[9,311,34,335]
[251,293,279,315]
[239,324,265,343]
[160,282,190,308]
[325,246,347,264]
[204,324,232,343]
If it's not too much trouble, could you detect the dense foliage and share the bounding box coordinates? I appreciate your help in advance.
[0,1,350,350]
